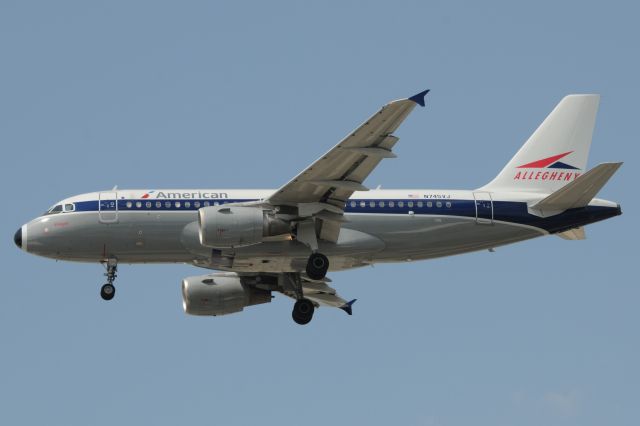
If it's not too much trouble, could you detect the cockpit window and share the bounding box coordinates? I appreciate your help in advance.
[45,204,63,215]
[64,204,75,212]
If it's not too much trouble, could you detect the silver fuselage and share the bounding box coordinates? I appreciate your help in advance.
[17,189,621,273]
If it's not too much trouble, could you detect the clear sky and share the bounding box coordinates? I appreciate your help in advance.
[1,1,637,425]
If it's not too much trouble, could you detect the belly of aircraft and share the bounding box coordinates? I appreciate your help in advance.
[45,212,544,270]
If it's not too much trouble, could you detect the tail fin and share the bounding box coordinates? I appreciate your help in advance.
[481,94,600,193]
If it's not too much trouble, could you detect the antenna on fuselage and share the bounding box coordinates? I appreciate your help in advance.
[112,185,118,191]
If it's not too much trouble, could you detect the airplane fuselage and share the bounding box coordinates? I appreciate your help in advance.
[18,188,621,273]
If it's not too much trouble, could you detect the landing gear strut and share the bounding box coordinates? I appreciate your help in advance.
[100,259,117,301]
[305,252,329,280]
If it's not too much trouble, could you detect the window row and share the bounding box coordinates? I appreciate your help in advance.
[349,200,453,209]
[120,199,454,210]
[123,200,228,209]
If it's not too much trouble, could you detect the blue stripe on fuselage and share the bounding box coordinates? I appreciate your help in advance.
[70,198,620,234]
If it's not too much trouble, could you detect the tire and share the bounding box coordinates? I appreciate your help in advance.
[292,299,314,325]
[306,253,329,280]
[100,283,115,301]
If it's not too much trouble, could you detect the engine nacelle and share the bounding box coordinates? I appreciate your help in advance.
[181,273,271,316]
[198,205,289,248]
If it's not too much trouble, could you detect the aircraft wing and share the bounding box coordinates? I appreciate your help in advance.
[265,89,429,242]
[281,276,357,315]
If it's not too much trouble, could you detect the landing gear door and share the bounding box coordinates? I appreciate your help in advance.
[99,191,118,223]
[473,191,493,225]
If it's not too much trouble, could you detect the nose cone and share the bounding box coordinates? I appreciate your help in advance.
[14,227,22,249]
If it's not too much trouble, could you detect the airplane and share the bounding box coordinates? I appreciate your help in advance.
[13,90,622,325]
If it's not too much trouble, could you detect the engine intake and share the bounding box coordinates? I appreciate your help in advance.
[198,206,289,248]
[182,273,271,316]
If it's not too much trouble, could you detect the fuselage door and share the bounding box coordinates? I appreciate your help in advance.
[99,191,119,223]
[473,191,493,225]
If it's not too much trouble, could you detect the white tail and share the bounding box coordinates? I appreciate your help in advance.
[481,94,600,194]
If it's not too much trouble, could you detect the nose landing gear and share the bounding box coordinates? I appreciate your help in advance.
[100,283,115,300]
[100,259,118,301]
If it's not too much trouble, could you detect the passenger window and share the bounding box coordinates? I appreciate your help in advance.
[389,201,395,208]
[175,201,181,208]
[135,201,142,208]
[126,201,132,209]
[184,201,191,208]
[155,201,162,208]
[436,201,442,208]
[408,201,414,208]
[165,201,171,208]
[146,201,152,208]
[369,201,375,208]
[379,201,385,207]
[398,201,404,208]
[417,201,424,208]
[204,201,210,207]
[359,201,366,208]
[427,201,433,208]
[194,201,201,208]
[350,201,356,208]
[446,201,452,208]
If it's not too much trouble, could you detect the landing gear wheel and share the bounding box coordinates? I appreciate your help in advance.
[292,299,315,325]
[100,283,115,301]
[100,259,118,301]
[305,252,329,280]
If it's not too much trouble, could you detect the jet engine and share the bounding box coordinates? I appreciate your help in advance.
[181,273,272,316]
[198,205,289,248]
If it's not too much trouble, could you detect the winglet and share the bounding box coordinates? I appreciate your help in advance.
[408,89,430,107]
[339,299,357,316]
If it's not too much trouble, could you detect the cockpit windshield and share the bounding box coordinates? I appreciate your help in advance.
[45,205,63,215]
[44,203,74,215]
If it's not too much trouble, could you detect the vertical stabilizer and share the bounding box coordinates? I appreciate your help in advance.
[480,95,600,193]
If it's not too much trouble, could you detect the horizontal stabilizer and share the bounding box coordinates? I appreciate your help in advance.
[531,162,622,214]
[556,227,586,240]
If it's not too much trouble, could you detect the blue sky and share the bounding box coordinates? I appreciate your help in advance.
[1,1,638,425]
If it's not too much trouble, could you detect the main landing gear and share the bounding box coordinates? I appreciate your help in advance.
[100,259,117,301]
[286,253,328,324]
[292,299,315,325]
[305,252,329,280]
[284,272,316,325]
